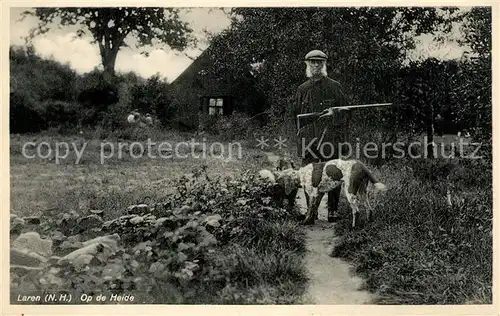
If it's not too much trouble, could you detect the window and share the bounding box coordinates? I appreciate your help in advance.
[208,98,224,115]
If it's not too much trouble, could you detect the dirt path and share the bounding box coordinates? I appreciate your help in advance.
[296,192,374,304]
[264,152,374,304]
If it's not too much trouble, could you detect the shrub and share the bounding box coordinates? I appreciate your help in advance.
[11,167,307,304]
[41,100,81,133]
[10,46,80,134]
[10,45,78,103]
[331,164,492,304]
[99,102,132,132]
[75,70,119,127]
[199,111,259,141]
[130,74,175,127]
[10,92,45,133]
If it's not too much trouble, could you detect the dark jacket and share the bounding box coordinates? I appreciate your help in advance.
[292,76,350,161]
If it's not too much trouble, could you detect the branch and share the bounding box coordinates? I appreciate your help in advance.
[113,30,130,52]
[97,37,105,60]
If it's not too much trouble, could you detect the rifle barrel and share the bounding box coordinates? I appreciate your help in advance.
[296,103,392,118]
[337,103,392,109]
[295,103,392,135]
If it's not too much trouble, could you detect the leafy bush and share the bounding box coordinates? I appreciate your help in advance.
[199,111,259,141]
[10,92,45,133]
[10,46,78,103]
[75,71,119,126]
[10,46,79,133]
[331,163,492,304]
[130,74,175,127]
[11,167,307,304]
[41,100,81,133]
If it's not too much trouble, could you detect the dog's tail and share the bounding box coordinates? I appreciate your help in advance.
[359,162,387,192]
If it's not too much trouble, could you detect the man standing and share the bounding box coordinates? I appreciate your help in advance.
[292,49,350,223]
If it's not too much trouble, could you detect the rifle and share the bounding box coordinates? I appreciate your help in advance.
[296,103,392,135]
[296,103,392,148]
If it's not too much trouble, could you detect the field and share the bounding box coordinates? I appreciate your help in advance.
[10,131,308,304]
[9,131,493,305]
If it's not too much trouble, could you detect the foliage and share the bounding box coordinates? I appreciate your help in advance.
[10,92,45,133]
[166,86,199,132]
[452,8,491,152]
[9,45,173,136]
[11,167,307,304]
[395,58,460,136]
[130,74,176,127]
[331,160,492,304]
[203,7,492,158]
[459,7,491,58]
[9,46,79,133]
[401,8,491,147]
[23,8,195,77]
[76,70,119,104]
[450,66,491,156]
[10,46,77,103]
[198,111,259,141]
[41,100,82,134]
[450,59,491,144]
[72,70,120,128]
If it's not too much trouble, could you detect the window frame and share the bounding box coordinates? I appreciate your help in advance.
[208,97,224,116]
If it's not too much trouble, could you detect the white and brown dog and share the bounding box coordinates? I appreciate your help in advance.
[259,157,304,220]
[260,158,387,228]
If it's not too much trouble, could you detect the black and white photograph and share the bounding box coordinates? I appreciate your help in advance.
[4,2,494,309]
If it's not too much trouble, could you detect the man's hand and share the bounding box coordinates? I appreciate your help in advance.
[319,106,349,118]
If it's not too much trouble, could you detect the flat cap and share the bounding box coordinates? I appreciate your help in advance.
[305,50,328,61]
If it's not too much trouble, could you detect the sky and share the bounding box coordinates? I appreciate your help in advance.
[10,7,470,82]
[10,7,232,82]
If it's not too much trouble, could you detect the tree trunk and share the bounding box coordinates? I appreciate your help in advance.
[426,128,434,159]
[96,21,129,83]
[101,49,118,83]
[426,107,435,159]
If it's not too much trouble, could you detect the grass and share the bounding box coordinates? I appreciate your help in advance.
[9,132,267,218]
[204,219,308,304]
[10,131,307,304]
[331,159,492,304]
[11,130,492,304]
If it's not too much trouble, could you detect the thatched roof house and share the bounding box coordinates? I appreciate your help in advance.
[169,46,267,130]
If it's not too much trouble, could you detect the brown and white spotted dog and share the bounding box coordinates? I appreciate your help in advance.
[258,158,304,220]
[276,157,296,171]
[299,159,387,228]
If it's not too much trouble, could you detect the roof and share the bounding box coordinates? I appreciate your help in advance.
[170,46,234,96]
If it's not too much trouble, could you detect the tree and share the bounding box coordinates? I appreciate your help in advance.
[204,7,457,138]
[396,7,491,158]
[23,8,195,80]
[453,7,491,145]
[396,58,460,157]
[459,7,491,58]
